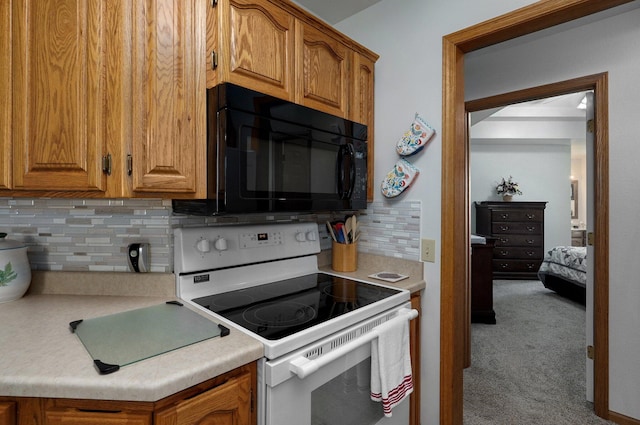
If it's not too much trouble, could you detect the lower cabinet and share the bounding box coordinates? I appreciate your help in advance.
[155,372,252,425]
[0,402,16,425]
[0,363,255,425]
[409,292,422,425]
[46,410,150,425]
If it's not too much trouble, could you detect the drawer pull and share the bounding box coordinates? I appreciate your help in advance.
[526,251,535,257]
[499,250,509,256]
[500,225,510,231]
[500,238,509,244]
[501,213,510,219]
[526,239,534,245]
[526,213,536,220]
[526,226,536,232]
[526,263,536,270]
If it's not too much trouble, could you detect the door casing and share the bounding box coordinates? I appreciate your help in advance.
[439,1,630,423]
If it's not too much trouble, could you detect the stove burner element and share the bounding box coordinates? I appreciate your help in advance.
[243,301,317,328]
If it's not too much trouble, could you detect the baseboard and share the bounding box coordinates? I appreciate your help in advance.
[609,410,640,425]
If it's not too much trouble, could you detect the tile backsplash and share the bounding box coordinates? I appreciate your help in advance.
[0,198,421,272]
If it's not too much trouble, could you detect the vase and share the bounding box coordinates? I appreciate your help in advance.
[502,194,513,201]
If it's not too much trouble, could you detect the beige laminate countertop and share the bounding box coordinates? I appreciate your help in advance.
[0,252,423,402]
[0,287,263,401]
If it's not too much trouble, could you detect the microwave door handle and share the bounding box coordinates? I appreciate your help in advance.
[337,144,356,199]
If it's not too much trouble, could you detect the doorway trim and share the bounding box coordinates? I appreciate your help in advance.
[440,1,629,424]
[465,70,609,407]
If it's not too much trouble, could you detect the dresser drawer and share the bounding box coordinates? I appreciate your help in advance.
[491,209,543,222]
[491,222,543,234]
[493,259,542,273]
[493,246,543,259]
[493,234,542,247]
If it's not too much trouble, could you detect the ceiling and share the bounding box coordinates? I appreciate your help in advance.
[291,0,381,24]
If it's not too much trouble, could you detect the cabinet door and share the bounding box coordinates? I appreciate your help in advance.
[351,53,375,201]
[46,409,150,425]
[296,22,350,118]
[131,0,206,197]
[0,0,10,190]
[0,402,16,425]
[155,372,252,425]
[12,0,108,192]
[208,0,295,100]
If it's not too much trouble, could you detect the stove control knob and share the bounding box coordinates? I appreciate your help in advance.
[306,231,317,241]
[196,238,211,253]
[214,237,228,251]
[295,232,306,242]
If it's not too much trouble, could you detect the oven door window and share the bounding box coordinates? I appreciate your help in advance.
[311,358,384,425]
[224,109,358,207]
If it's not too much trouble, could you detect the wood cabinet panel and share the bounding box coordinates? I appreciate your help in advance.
[296,22,350,118]
[0,0,10,190]
[409,293,421,425]
[45,409,150,425]
[208,0,295,100]
[0,402,16,425]
[131,0,206,197]
[11,0,108,192]
[155,372,252,425]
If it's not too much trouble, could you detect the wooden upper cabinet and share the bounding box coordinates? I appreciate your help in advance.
[11,0,108,192]
[131,0,206,197]
[207,0,295,100]
[295,22,350,118]
[351,53,375,201]
[0,0,10,191]
[155,372,252,425]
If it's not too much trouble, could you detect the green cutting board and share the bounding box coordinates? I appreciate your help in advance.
[70,301,227,374]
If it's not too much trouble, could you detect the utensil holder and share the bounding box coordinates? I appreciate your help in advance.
[332,241,358,272]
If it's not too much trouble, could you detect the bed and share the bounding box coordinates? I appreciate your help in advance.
[537,246,587,303]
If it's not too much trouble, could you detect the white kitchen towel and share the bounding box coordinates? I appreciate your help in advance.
[370,315,414,417]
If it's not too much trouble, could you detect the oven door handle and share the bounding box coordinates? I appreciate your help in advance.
[288,307,419,379]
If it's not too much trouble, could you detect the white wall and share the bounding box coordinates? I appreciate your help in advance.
[336,0,640,423]
[470,141,572,250]
[333,1,539,423]
[465,4,640,420]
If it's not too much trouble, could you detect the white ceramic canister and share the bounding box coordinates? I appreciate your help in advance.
[0,233,32,303]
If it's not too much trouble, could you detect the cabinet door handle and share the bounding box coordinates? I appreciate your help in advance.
[211,50,218,70]
[102,153,112,176]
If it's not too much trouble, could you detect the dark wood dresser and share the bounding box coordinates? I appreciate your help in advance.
[475,201,547,279]
[471,237,496,324]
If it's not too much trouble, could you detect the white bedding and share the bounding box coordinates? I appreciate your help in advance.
[537,246,587,288]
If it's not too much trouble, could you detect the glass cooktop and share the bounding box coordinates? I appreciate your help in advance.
[192,273,401,341]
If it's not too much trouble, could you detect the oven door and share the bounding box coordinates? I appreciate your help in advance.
[260,305,416,425]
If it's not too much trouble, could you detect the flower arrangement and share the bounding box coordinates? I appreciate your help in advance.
[496,176,523,196]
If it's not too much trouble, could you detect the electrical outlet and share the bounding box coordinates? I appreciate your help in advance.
[421,238,436,263]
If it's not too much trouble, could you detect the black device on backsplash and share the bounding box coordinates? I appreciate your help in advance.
[172,83,368,216]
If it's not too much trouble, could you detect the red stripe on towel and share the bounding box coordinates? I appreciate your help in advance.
[371,374,414,416]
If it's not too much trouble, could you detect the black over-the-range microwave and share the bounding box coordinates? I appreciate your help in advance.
[171,83,368,216]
